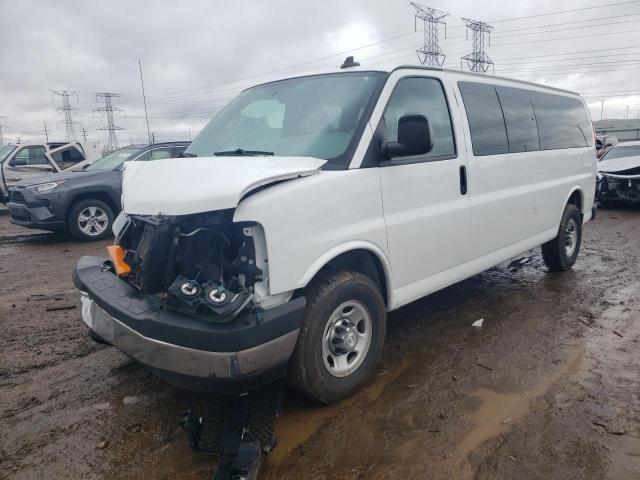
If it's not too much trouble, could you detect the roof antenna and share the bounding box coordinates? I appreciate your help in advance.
[340,56,360,69]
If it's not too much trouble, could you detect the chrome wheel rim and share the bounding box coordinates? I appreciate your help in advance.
[322,300,372,378]
[564,218,578,257]
[78,206,109,236]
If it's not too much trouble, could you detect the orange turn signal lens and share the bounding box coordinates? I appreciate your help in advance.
[106,245,132,276]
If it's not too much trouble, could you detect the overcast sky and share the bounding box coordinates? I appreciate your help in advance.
[1,0,640,146]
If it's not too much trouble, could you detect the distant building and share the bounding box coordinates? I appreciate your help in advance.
[594,119,640,142]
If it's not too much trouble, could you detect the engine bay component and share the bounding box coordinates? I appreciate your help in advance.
[116,210,264,322]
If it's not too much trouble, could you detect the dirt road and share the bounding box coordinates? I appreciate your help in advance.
[1,206,639,480]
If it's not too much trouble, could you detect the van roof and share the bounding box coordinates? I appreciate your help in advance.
[252,61,580,97]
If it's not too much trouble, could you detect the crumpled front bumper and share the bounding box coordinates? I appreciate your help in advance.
[597,172,640,204]
[74,256,306,393]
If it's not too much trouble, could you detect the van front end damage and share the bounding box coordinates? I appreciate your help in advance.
[73,210,306,394]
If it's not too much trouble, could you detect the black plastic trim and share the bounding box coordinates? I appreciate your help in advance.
[73,256,306,353]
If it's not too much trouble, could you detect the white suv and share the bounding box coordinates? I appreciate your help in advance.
[74,60,596,404]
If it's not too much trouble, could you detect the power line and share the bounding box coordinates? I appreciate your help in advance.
[488,0,640,23]
[51,89,81,141]
[95,92,124,153]
[497,59,640,73]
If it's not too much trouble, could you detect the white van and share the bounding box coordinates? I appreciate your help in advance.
[74,59,596,404]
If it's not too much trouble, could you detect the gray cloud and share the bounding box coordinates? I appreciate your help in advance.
[1,0,639,145]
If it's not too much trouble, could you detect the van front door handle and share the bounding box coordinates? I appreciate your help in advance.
[459,165,468,195]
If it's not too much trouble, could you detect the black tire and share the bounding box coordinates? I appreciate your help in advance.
[287,270,386,404]
[67,199,114,241]
[541,203,582,271]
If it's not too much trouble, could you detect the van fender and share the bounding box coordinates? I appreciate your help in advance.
[297,241,394,308]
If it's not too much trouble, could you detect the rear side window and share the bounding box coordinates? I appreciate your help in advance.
[458,82,508,156]
[382,77,456,159]
[51,147,85,169]
[135,147,173,161]
[530,93,591,149]
[496,86,540,153]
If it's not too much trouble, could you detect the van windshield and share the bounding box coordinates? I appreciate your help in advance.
[185,72,385,166]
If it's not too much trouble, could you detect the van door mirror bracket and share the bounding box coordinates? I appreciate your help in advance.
[382,114,434,160]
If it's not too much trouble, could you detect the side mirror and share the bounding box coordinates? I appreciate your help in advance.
[382,114,433,159]
[606,143,613,148]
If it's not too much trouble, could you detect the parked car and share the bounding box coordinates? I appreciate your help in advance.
[73,60,596,404]
[596,140,640,205]
[0,141,101,203]
[595,135,617,159]
[8,142,189,240]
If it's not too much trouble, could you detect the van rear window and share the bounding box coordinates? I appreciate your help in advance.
[530,93,591,150]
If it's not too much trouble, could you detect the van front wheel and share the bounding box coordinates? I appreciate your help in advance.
[287,270,386,404]
[542,203,582,271]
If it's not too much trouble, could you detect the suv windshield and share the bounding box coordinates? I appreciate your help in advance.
[186,72,385,165]
[0,145,16,164]
[87,146,142,171]
[602,144,640,161]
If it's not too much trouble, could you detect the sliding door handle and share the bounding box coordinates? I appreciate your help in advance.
[459,165,468,195]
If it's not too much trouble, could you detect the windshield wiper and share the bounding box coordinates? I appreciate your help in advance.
[213,148,274,156]
[178,151,197,157]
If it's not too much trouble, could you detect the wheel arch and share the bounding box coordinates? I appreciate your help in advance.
[565,187,584,216]
[298,242,393,309]
[68,190,119,217]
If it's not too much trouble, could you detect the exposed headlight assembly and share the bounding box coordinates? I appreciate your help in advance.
[27,180,65,193]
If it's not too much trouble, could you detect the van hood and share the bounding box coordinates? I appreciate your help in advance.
[122,155,326,216]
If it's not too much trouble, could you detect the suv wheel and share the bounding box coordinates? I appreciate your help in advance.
[67,199,114,241]
[287,270,386,404]
[542,203,582,271]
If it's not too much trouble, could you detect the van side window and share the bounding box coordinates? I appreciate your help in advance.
[530,93,592,149]
[382,77,455,160]
[495,86,541,153]
[458,82,508,156]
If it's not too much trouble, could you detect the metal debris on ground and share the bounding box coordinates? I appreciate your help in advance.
[471,318,484,328]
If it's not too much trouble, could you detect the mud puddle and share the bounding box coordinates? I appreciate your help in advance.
[269,352,418,466]
[606,435,640,479]
[457,343,590,472]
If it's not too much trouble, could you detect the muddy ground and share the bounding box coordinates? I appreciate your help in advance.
[1,205,639,480]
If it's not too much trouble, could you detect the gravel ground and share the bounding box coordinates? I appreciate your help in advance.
[1,206,639,480]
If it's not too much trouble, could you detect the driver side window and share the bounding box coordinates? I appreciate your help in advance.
[11,146,50,167]
[381,77,456,160]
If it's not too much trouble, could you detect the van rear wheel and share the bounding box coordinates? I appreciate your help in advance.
[287,270,386,404]
[542,203,582,271]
